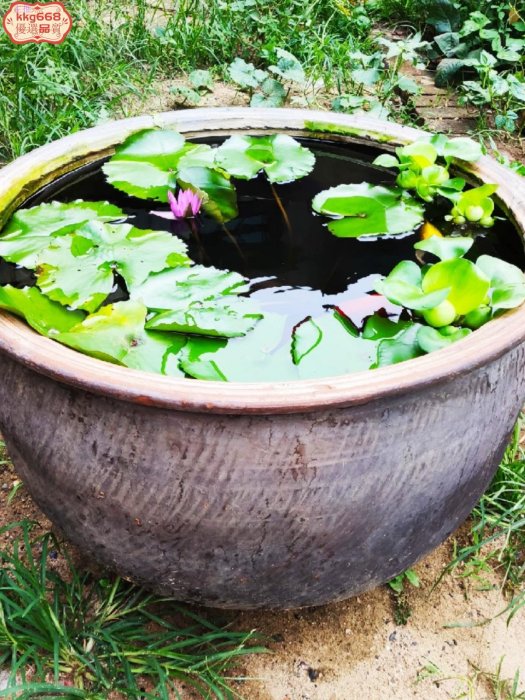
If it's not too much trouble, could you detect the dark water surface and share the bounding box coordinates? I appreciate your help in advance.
[4,137,524,334]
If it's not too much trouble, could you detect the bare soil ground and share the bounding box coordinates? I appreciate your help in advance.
[1,455,524,700]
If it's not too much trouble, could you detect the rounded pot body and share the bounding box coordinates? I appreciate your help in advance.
[0,109,524,608]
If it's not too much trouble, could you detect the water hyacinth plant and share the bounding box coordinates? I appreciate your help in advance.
[0,128,523,382]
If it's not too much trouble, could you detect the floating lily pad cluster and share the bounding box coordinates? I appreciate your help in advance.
[0,128,524,382]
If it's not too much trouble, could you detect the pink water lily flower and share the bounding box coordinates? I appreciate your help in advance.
[151,189,203,220]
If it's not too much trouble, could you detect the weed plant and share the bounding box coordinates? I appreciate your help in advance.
[0,521,264,699]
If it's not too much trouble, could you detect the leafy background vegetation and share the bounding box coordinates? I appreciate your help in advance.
[0,0,524,696]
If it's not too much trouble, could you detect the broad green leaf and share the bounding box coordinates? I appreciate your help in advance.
[292,311,375,378]
[417,325,471,353]
[145,298,262,338]
[103,129,238,221]
[102,160,175,202]
[422,258,490,315]
[56,300,186,375]
[457,184,498,208]
[0,285,84,336]
[180,313,296,382]
[414,235,473,260]
[375,324,424,367]
[436,136,482,162]
[312,184,424,237]
[375,260,450,311]
[129,265,247,309]
[109,128,186,169]
[396,142,437,169]
[228,58,267,89]
[435,58,465,87]
[250,78,286,107]
[37,221,190,312]
[476,255,525,310]
[362,314,412,340]
[215,135,315,184]
[0,200,125,267]
[177,165,238,222]
[189,69,214,91]
[269,49,306,85]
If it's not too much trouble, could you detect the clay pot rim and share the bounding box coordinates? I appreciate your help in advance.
[0,107,524,414]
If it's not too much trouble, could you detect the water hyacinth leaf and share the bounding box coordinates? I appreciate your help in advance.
[414,235,473,261]
[375,259,450,311]
[37,221,190,312]
[56,300,186,375]
[375,323,424,367]
[422,258,490,315]
[292,311,375,378]
[180,314,296,382]
[129,265,247,309]
[417,325,472,353]
[397,142,437,169]
[0,200,125,267]
[215,135,315,184]
[146,298,262,338]
[362,314,412,340]
[476,255,525,310]
[312,184,424,237]
[431,135,482,162]
[0,285,85,336]
[373,153,400,169]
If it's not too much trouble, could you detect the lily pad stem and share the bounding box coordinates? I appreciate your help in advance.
[269,182,292,235]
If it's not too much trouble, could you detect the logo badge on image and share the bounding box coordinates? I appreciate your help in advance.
[3,2,72,44]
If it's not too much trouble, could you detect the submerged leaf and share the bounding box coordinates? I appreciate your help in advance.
[146,297,262,338]
[0,200,125,267]
[292,311,375,378]
[37,221,190,312]
[362,314,412,340]
[56,300,186,375]
[215,135,315,183]
[129,265,247,309]
[312,183,424,237]
[0,285,84,336]
[180,313,295,382]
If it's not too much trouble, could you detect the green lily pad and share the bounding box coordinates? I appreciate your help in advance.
[180,313,296,382]
[103,129,238,222]
[214,135,316,184]
[292,311,375,378]
[36,221,190,312]
[146,297,262,338]
[0,200,125,268]
[0,285,85,336]
[56,300,186,375]
[312,184,424,237]
[129,265,247,309]
[422,258,490,315]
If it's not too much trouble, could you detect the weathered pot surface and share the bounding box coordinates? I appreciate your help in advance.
[0,108,524,609]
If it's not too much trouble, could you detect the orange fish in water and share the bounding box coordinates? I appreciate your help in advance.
[336,294,394,324]
[420,221,444,239]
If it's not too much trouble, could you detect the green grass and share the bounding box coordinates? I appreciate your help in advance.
[0,520,265,699]
[446,419,525,618]
[0,0,157,161]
